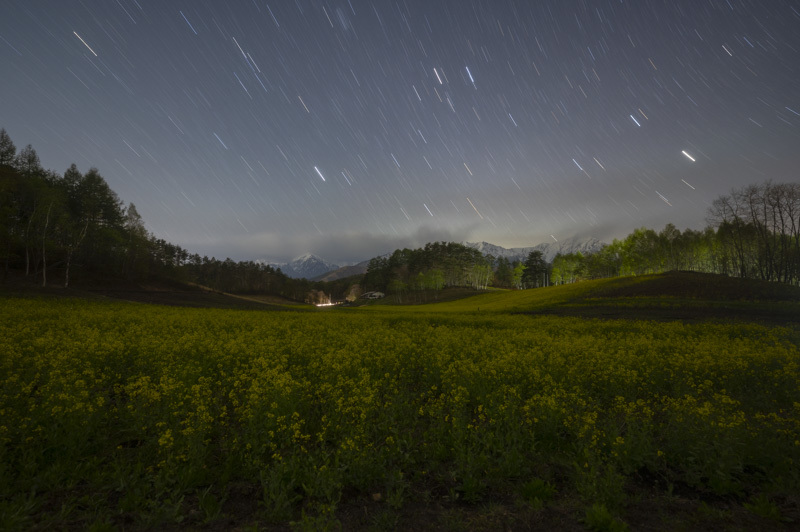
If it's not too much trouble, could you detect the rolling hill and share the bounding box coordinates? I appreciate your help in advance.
[361,271,800,326]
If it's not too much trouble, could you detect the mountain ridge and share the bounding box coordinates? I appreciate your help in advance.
[258,254,340,280]
[464,236,606,263]
[272,237,606,281]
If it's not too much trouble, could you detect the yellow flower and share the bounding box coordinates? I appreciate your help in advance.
[158,429,174,447]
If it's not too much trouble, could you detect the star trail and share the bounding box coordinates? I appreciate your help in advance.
[1,1,798,263]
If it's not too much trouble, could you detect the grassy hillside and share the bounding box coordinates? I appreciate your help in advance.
[362,272,800,326]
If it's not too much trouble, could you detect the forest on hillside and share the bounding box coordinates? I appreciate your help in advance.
[0,128,315,298]
[359,181,800,297]
[1,127,798,303]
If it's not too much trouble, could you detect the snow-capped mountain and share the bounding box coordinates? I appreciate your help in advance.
[259,238,604,280]
[261,253,340,279]
[466,237,606,263]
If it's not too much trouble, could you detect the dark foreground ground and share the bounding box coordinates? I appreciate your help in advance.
[525,271,800,331]
[0,271,297,310]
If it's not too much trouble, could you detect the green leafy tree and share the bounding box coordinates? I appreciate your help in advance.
[387,278,407,303]
[512,261,524,289]
[620,228,662,275]
[428,268,444,291]
[470,260,493,289]
[551,252,584,284]
[583,241,622,279]
[659,223,682,271]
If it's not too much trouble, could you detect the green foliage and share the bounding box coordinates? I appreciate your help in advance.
[2,126,800,531]
[551,251,583,284]
[520,478,556,507]
[583,503,628,532]
[744,494,782,522]
[493,256,513,287]
[363,242,493,294]
[2,127,798,308]
[511,261,524,289]
[0,129,311,299]
[522,250,548,288]
[545,181,800,286]
[197,485,225,523]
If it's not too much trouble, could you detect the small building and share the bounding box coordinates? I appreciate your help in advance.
[361,291,385,300]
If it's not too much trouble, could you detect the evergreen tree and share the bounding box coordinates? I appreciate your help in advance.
[521,250,548,288]
[14,144,41,177]
[494,256,513,287]
[0,128,16,166]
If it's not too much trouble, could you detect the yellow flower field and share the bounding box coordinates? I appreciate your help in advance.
[1,295,798,529]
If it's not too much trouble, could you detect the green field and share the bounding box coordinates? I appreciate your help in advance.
[2,273,799,530]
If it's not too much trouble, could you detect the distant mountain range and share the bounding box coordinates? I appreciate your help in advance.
[313,260,372,282]
[464,236,606,263]
[260,237,606,280]
[260,253,340,280]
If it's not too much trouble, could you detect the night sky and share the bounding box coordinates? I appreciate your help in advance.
[2,1,798,263]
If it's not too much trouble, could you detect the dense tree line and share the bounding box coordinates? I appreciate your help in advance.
[363,181,800,296]
[362,242,495,301]
[3,128,796,303]
[1,130,133,287]
[551,182,800,286]
[709,182,800,283]
[0,128,324,300]
[360,243,559,301]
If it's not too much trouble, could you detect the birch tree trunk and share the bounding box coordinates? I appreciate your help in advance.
[41,202,52,288]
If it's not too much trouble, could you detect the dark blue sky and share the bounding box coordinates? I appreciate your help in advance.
[2,1,798,263]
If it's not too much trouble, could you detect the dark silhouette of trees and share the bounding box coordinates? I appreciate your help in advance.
[14,144,41,178]
[493,256,513,287]
[122,203,149,281]
[0,128,16,166]
[1,128,797,300]
[545,182,799,287]
[362,242,493,299]
[521,250,548,288]
[708,181,800,284]
[0,129,310,296]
